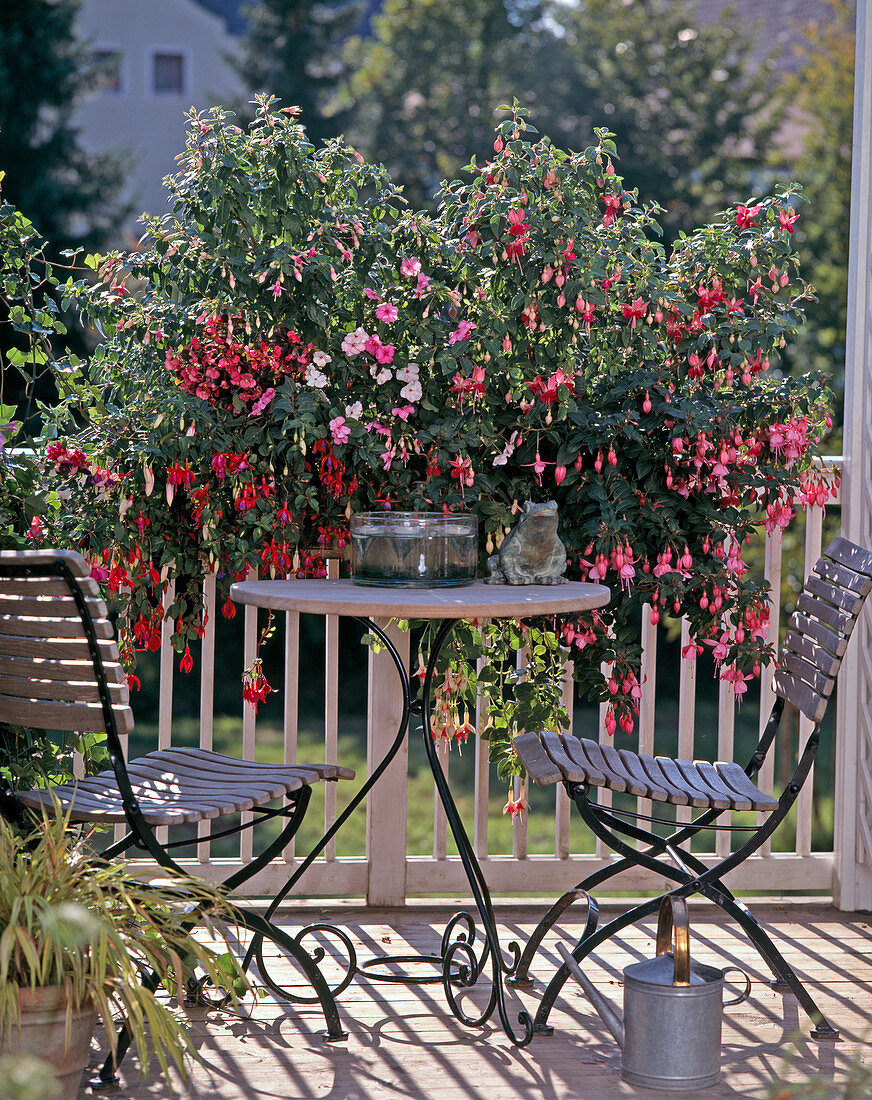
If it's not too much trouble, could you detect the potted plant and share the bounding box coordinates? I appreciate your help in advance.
[0,809,245,1099]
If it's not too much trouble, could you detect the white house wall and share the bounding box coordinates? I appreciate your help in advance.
[75,0,243,246]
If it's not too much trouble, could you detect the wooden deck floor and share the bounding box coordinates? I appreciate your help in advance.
[80,900,872,1099]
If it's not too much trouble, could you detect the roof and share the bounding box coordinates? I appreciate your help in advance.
[192,0,247,36]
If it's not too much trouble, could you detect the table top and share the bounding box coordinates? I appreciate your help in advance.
[229,578,610,620]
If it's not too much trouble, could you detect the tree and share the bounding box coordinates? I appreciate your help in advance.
[535,0,782,241]
[340,0,780,233]
[234,0,362,145]
[0,0,125,255]
[341,0,547,210]
[779,0,854,406]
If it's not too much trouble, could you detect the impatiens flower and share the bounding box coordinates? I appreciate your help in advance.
[375,302,398,323]
[400,378,422,402]
[27,516,45,542]
[414,273,431,297]
[392,405,415,421]
[345,401,363,419]
[305,365,328,388]
[249,386,275,416]
[341,327,369,356]
[372,366,392,385]
[375,343,396,364]
[329,416,351,445]
[448,319,476,344]
[400,257,422,277]
[312,349,332,367]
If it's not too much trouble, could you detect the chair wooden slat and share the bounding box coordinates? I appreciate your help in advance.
[0,595,109,619]
[615,749,671,801]
[648,755,710,807]
[673,759,732,810]
[577,739,629,792]
[788,611,848,657]
[715,763,779,811]
[772,670,828,724]
[0,614,114,641]
[823,537,872,577]
[0,692,134,734]
[125,760,294,801]
[779,651,835,698]
[804,575,867,616]
[0,548,92,577]
[0,633,119,663]
[693,760,753,811]
[513,732,564,786]
[814,557,872,597]
[796,592,855,635]
[154,746,354,782]
[560,736,606,785]
[0,672,128,705]
[540,730,589,784]
[0,654,125,684]
[0,577,102,598]
[780,630,842,678]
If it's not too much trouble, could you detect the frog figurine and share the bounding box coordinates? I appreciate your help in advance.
[485,501,568,584]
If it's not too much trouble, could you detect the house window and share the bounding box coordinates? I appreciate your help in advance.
[93,49,122,94]
[152,52,186,95]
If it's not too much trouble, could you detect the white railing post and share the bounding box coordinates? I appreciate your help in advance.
[365,619,410,906]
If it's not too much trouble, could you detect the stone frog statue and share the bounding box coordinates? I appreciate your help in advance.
[485,501,568,585]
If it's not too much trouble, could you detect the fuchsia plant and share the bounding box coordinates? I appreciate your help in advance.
[42,100,834,783]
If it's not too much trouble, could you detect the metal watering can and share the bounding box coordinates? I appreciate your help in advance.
[558,897,751,1091]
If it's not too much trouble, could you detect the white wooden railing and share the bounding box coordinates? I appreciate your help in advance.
[128,460,844,903]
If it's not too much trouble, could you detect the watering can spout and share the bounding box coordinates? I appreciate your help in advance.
[557,943,624,1049]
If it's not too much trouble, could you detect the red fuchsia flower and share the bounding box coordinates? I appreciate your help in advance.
[735,204,761,230]
[602,192,621,225]
[604,706,617,736]
[167,460,195,487]
[620,298,648,330]
[721,666,754,701]
[449,455,475,487]
[575,298,596,329]
[222,595,236,619]
[765,497,795,533]
[27,516,45,542]
[270,278,283,299]
[400,256,422,277]
[554,465,567,485]
[242,658,274,715]
[503,791,528,818]
[528,369,575,404]
[46,441,90,473]
[778,208,799,233]
[375,302,398,323]
[180,646,194,674]
[449,319,476,345]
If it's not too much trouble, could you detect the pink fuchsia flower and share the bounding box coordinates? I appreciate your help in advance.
[270,279,283,299]
[721,665,754,702]
[329,416,351,445]
[503,791,528,817]
[448,319,476,345]
[27,516,45,543]
[620,298,648,330]
[375,302,398,323]
[735,204,761,230]
[400,257,422,277]
[450,455,475,487]
[522,452,551,486]
[778,208,799,233]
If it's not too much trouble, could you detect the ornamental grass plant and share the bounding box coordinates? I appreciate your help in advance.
[0,807,245,1084]
[35,98,834,784]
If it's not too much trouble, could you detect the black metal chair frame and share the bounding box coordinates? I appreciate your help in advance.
[0,553,356,1086]
[510,537,872,1042]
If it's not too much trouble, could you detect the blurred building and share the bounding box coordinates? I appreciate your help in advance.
[74,0,245,246]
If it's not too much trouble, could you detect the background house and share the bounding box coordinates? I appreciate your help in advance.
[74,0,244,246]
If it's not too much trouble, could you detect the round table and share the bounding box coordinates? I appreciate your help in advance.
[230,577,610,1046]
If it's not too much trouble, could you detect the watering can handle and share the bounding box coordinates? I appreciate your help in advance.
[655,896,691,986]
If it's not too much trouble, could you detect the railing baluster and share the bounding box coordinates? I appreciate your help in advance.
[676,619,696,827]
[716,668,736,858]
[240,567,257,864]
[796,504,826,855]
[156,578,176,848]
[473,656,490,859]
[282,608,300,862]
[324,557,340,861]
[555,658,574,859]
[512,646,529,858]
[759,530,783,856]
[638,608,657,830]
[197,574,217,864]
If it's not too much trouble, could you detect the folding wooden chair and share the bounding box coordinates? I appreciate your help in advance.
[511,536,872,1040]
[0,548,355,1081]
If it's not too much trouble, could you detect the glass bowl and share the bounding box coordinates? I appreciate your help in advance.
[350,512,478,587]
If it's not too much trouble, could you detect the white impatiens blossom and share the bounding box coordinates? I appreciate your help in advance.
[345,401,363,420]
[400,378,423,402]
[341,327,369,356]
[395,362,419,384]
[305,365,328,389]
[312,349,332,368]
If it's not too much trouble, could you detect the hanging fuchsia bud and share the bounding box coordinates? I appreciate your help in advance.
[643,392,652,413]
[554,464,567,485]
[574,454,583,472]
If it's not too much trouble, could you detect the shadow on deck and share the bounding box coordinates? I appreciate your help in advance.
[82,900,872,1099]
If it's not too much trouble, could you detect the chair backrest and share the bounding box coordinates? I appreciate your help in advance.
[0,548,133,738]
[773,537,872,726]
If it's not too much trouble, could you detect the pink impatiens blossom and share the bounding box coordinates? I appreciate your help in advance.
[341,327,369,356]
[375,302,398,323]
[329,416,350,445]
[400,257,422,277]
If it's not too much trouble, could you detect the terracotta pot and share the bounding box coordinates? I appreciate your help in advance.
[1,986,97,1100]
